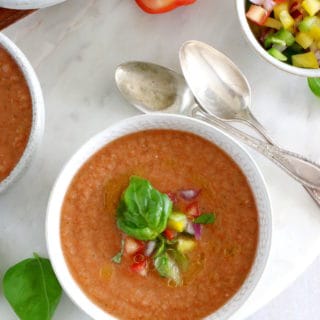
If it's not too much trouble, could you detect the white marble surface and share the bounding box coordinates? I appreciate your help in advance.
[0,0,320,319]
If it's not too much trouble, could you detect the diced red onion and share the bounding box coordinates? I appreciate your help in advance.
[249,0,275,11]
[263,0,275,12]
[249,0,264,5]
[185,221,195,235]
[178,189,201,200]
[144,240,156,257]
[315,50,320,65]
[193,223,203,240]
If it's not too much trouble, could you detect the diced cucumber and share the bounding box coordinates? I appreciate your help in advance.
[268,47,288,62]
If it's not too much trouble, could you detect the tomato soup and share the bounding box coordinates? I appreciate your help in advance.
[0,46,32,182]
[61,130,258,320]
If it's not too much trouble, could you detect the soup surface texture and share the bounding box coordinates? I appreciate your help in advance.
[61,130,258,320]
[0,46,32,182]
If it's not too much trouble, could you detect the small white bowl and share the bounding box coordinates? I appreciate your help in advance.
[0,32,44,193]
[0,0,66,9]
[236,0,320,77]
[46,113,272,320]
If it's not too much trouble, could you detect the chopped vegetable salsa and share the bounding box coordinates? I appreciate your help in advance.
[112,176,215,286]
[246,0,320,68]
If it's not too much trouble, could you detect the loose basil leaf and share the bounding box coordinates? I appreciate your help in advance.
[3,253,62,320]
[154,235,166,257]
[154,252,181,286]
[117,176,172,240]
[112,239,125,264]
[308,78,320,97]
[194,213,216,224]
[167,249,189,273]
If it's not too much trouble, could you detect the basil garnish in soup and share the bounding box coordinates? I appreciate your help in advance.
[117,176,172,240]
[194,213,216,224]
[3,253,62,320]
[154,252,182,286]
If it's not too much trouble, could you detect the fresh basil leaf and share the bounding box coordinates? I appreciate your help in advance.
[194,213,216,224]
[154,252,181,286]
[112,239,125,264]
[167,249,189,273]
[308,78,320,97]
[117,176,172,240]
[3,253,62,320]
[154,236,166,257]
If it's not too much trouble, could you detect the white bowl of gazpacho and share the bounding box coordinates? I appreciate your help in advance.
[46,114,271,320]
[0,32,44,193]
[0,0,66,9]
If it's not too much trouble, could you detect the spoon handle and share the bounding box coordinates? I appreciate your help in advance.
[193,107,320,191]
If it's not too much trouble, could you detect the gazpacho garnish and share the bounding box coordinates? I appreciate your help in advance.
[112,176,216,286]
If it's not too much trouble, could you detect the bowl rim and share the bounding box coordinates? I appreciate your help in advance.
[0,32,45,193]
[236,0,320,77]
[0,0,66,9]
[46,113,272,320]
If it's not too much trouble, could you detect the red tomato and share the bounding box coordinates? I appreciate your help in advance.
[246,5,270,26]
[135,0,196,14]
[186,201,200,218]
[130,259,147,276]
[124,237,145,255]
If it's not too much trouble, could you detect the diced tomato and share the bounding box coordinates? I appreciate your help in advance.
[290,1,301,12]
[166,191,178,204]
[130,259,147,276]
[185,202,200,218]
[163,228,177,240]
[246,5,271,26]
[274,0,287,3]
[135,0,196,14]
[291,9,303,21]
[124,237,145,255]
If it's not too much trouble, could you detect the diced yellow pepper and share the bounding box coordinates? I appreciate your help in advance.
[316,40,320,49]
[302,0,320,16]
[167,212,187,232]
[292,51,319,68]
[309,24,320,40]
[279,10,295,29]
[295,32,314,48]
[274,2,289,20]
[264,17,282,30]
[177,236,196,254]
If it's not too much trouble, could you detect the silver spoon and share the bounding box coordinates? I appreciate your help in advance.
[179,40,320,202]
[115,61,320,203]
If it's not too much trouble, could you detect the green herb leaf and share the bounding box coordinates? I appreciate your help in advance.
[194,213,216,224]
[308,78,320,97]
[112,239,125,264]
[167,249,189,273]
[3,253,62,320]
[117,176,172,240]
[154,252,181,285]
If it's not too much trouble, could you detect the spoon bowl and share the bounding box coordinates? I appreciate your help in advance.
[115,61,194,115]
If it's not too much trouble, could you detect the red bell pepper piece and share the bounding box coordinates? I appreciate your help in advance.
[163,228,177,240]
[135,0,196,14]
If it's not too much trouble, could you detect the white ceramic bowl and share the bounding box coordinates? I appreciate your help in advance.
[46,114,272,320]
[236,0,320,77]
[0,0,66,9]
[0,33,44,193]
